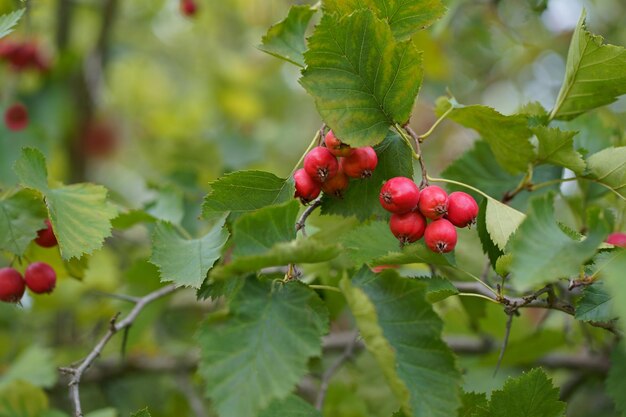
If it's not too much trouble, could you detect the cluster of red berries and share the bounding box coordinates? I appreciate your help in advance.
[180,0,198,16]
[379,177,479,253]
[4,103,29,132]
[0,219,58,304]
[0,39,50,72]
[294,130,378,203]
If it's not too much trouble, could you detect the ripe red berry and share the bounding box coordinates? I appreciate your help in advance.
[324,130,353,157]
[424,219,457,253]
[379,177,420,214]
[35,219,58,248]
[180,0,198,16]
[24,262,57,294]
[304,147,339,183]
[0,267,25,303]
[389,211,427,245]
[446,192,479,228]
[4,103,28,131]
[294,169,321,203]
[342,147,378,178]
[418,185,449,220]
[322,165,349,197]
[606,232,626,248]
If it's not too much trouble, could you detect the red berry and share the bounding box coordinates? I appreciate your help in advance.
[303,147,339,183]
[424,219,457,253]
[24,262,57,294]
[389,211,426,245]
[342,147,378,178]
[379,177,420,214]
[418,185,449,220]
[180,0,198,16]
[0,268,25,303]
[294,169,321,203]
[322,165,349,197]
[4,103,28,131]
[446,192,479,228]
[324,130,353,157]
[606,232,626,248]
[35,219,58,248]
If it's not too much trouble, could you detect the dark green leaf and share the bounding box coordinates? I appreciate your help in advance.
[259,395,321,417]
[459,391,489,417]
[534,126,585,175]
[575,282,614,322]
[606,344,626,416]
[0,189,47,256]
[301,10,422,147]
[259,5,316,67]
[412,276,459,303]
[130,409,151,417]
[373,242,454,266]
[598,249,626,335]
[341,221,399,265]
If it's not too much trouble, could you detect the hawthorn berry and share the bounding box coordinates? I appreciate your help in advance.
[0,267,25,303]
[379,177,420,214]
[294,168,321,203]
[606,232,626,248]
[418,185,449,220]
[304,147,338,183]
[342,146,378,178]
[446,192,479,228]
[389,211,426,245]
[324,130,353,157]
[4,103,29,131]
[180,0,198,16]
[321,165,349,197]
[424,219,457,253]
[35,219,58,248]
[24,262,57,294]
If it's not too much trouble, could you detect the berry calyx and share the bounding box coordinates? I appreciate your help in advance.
[379,177,420,214]
[324,130,353,157]
[0,267,25,303]
[4,103,28,131]
[424,219,457,253]
[35,219,58,248]
[418,185,449,220]
[322,165,349,197]
[389,211,426,245]
[606,232,626,248]
[446,192,479,228]
[180,0,198,16]
[294,169,321,203]
[24,262,57,294]
[342,146,378,178]
[304,147,339,183]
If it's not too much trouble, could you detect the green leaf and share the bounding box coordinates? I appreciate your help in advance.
[477,198,504,267]
[575,282,614,322]
[458,391,489,417]
[509,194,610,291]
[485,197,526,251]
[0,9,24,39]
[413,276,459,303]
[341,267,461,417]
[145,186,184,225]
[323,0,445,40]
[598,249,626,335]
[534,126,585,175]
[197,279,328,417]
[85,409,116,417]
[14,148,118,260]
[130,408,151,417]
[550,10,626,121]
[301,10,422,147]
[210,238,340,281]
[586,147,626,199]
[259,5,316,67]
[259,395,321,417]
[0,346,57,389]
[0,381,48,417]
[150,217,229,288]
[202,170,294,216]
[0,189,47,256]
[436,98,534,174]
[373,242,454,266]
[488,368,565,417]
[341,220,399,265]
[231,201,299,257]
[606,344,626,417]
[321,132,413,220]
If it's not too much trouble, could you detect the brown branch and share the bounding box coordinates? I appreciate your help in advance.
[404,125,429,187]
[295,198,322,237]
[59,284,178,417]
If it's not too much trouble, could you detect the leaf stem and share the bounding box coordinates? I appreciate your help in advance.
[415,106,453,143]
[309,284,342,293]
[529,176,579,191]
[289,128,323,178]
[427,176,492,200]
[393,124,420,161]
[454,268,499,296]
[457,292,500,304]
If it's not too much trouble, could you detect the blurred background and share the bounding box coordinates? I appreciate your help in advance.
[0,0,625,416]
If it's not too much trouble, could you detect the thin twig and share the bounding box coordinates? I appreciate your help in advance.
[59,284,178,417]
[295,198,322,237]
[493,311,514,376]
[315,331,359,410]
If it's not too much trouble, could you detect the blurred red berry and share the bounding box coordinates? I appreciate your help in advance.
[4,103,29,131]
